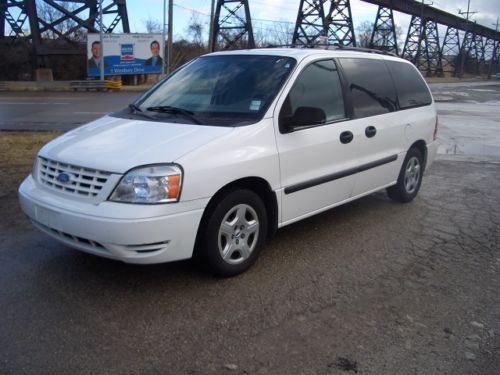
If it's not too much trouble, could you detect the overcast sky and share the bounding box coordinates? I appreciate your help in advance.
[127,0,499,39]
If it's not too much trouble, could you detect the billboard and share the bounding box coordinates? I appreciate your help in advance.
[87,33,163,76]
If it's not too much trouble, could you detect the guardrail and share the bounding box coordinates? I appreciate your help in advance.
[70,80,122,91]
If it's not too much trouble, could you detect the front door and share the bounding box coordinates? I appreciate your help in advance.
[273,59,360,225]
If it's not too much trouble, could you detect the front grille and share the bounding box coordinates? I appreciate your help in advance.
[38,157,112,198]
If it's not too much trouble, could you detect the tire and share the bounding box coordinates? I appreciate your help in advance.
[387,147,424,203]
[198,189,268,277]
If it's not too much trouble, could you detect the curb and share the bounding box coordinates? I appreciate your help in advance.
[0,81,152,92]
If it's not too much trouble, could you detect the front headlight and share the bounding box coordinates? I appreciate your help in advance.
[109,164,182,204]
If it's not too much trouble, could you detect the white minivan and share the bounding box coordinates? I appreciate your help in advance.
[19,48,438,276]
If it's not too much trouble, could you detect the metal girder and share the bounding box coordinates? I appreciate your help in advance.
[441,26,460,73]
[361,0,499,42]
[102,0,128,33]
[37,1,98,37]
[441,27,461,57]
[292,0,356,47]
[1,0,130,48]
[421,19,443,76]
[325,0,356,46]
[456,30,476,76]
[474,35,489,75]
[292,0,327,47]
[475,34,485,65]
[402,16,443,76]
[369,6,398,54]
[0,0,4,38]
[487,40,499,77]
[462,31,478,61]
[1,0,29,38]
[484,38,497,62]
[402,15,424,65]
[210,0,255,51]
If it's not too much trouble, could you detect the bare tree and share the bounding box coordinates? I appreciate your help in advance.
[36,0,85,41]
[186,12,204,46]
[356,21,374,48]
[267,22,294,46]
[253,21,294,47]
[143,17,162,33]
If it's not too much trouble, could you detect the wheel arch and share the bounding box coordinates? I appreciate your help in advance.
[194,177,279,254]
[409,140,427,171]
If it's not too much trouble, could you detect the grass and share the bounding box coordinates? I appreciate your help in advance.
[0,131,60,197]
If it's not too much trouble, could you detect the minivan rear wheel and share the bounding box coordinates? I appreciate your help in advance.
[199,189,267,277]
[387,147,424,203]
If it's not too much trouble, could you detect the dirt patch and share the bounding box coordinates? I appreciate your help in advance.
[0,131,60,198]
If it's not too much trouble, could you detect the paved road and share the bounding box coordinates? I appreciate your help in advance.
[0,91,139,131]
[0,82,499,374]
[431,81,500,161]
[1,81,499,161]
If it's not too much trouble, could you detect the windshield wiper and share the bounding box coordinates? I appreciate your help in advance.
[146,105,201,124]
[128,103,155,120]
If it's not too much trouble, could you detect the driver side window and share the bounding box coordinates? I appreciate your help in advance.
[279,59,345,132]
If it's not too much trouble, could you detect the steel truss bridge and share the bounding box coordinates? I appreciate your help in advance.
[1,0,499,76]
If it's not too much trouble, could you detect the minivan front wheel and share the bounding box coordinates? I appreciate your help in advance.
[387,147,424,203]
[200,189,267,277]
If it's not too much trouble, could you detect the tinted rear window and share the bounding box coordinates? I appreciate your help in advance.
[385,60,432,109]
[338,57,397,118]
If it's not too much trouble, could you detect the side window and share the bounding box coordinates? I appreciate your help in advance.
[385,60,432,109]
[338,58,397,118]
[279,60,345,131]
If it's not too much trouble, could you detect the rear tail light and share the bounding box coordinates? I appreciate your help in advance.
[433,115,438,141]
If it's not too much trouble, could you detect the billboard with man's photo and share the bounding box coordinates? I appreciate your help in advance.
[87,33,163,76]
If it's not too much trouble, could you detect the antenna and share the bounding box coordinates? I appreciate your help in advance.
[458,0,477,21]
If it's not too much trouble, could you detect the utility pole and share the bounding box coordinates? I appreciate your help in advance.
[162,0,166,77]
[167,0,173,73]
[208,0,216,52]
[458,0,477,77]
[420,0,433,19]
[99,0,104,81]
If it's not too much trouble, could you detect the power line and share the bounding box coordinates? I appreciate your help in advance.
[173,2,295,25]
[249,0,299,12]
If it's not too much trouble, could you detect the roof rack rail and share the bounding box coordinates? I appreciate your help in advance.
[264,44,294,48]
[264,44,398,57]
[332,45,398,57]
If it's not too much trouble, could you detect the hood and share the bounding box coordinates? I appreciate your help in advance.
[39,116,234,173]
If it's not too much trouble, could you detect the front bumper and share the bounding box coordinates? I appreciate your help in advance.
[18,175,207,264]
[426,140,438,170]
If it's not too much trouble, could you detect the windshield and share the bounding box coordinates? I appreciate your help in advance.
[134,54,297,126]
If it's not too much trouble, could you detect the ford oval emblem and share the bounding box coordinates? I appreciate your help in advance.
[56,172,71,184]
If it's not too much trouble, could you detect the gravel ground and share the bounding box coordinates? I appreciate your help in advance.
[0,158,498,374]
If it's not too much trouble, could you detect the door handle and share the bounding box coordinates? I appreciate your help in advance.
[339,131,354,144]
[365,126,377,138]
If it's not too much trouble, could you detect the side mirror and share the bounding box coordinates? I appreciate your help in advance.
[280,106,326,133]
